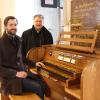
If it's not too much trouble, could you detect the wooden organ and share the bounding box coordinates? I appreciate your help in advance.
[27,31,100,100]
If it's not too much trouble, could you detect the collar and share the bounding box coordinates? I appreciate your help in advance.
[32,25,43,33]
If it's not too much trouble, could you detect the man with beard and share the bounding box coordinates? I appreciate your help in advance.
[0,16,47,100]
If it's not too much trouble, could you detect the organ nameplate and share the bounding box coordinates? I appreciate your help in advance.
[64,34,71,38]
[58,55,63,60]
[71,59,76,64]
[63,57,71,62]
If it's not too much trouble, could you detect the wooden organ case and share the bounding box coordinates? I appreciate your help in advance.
[27,31,100,100]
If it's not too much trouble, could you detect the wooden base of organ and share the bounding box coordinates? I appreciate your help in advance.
[27,31,100,100]
[31,69,80,100]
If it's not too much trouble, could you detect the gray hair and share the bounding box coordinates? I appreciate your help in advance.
[33,14,44,20]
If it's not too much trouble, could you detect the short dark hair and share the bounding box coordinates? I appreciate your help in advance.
[33,14,44,20]
[4,16,18,26]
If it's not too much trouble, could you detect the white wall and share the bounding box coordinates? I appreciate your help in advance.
[0,0,64,42]
[15,0,60,43]
[0,0,15,36]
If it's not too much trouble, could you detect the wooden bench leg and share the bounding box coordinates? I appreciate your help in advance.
[1,94,10,100]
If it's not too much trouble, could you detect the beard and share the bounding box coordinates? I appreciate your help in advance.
[7,29,17,36]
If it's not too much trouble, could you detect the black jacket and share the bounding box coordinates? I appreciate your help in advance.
[0,33,25,95]
[21,25,53,66]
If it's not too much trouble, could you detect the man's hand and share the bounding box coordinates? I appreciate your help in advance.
[16,71,28,78]
[36,62,45,68]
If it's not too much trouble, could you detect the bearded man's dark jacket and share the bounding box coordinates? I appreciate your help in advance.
[0,33,26,95]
